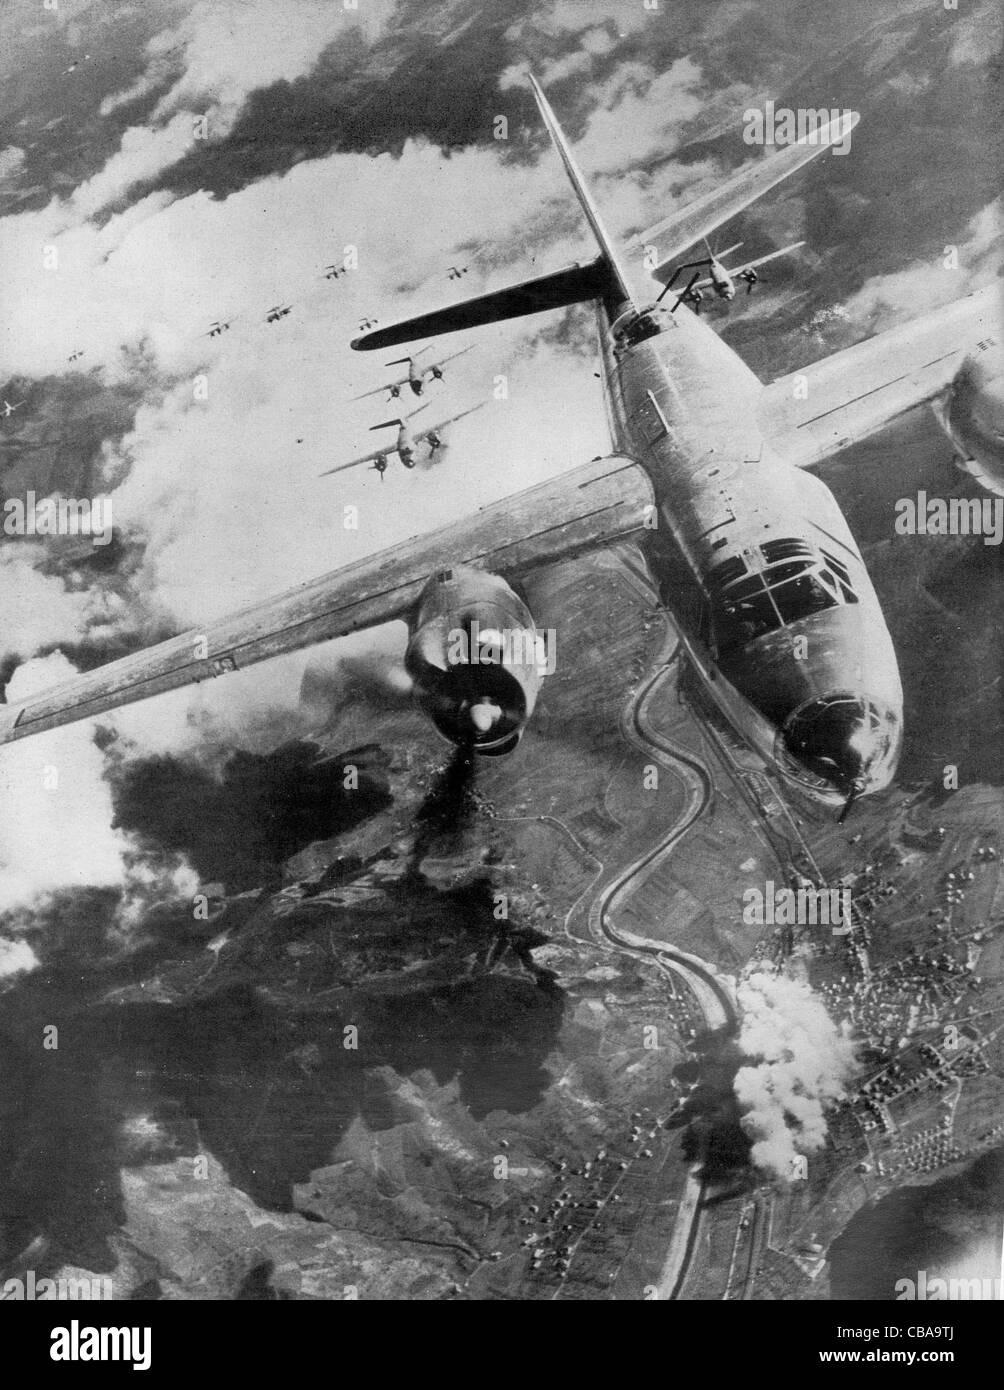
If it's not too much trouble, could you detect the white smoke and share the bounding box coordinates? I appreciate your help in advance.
[733,971,857,1180]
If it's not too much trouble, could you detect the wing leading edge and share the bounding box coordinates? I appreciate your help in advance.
[759,285,999,468]
[0,455,653,746]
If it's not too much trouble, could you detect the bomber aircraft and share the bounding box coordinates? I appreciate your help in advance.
[1,399,26,419]
[661,238,807,308]
[352,345,473,402]
[320,401,486,477]
[0,79,999,794]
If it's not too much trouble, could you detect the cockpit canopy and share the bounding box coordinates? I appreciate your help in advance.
[707,538,858,654]
[609,304,665,351]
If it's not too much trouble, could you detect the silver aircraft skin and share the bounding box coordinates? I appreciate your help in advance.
[598,296,902,809]
[0,75,999,812]
[352,345,473,402]
[526,77,901,812]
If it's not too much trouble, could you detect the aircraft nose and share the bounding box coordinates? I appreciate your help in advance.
[779,694,901,796]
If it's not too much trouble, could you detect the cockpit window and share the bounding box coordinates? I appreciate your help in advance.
[611,306,664,349]
[761,538,814,565]
[707,538,858,653]
[766,559,813,585]
[707,556,747,589]
[821,550,858,604]
[714,575,780,648]
[771,572,837,624]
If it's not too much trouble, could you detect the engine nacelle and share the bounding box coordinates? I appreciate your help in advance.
[933,345,1004,496]
[405,565,544,755]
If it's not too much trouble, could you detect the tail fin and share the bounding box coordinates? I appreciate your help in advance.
[352,260,607,350]
[353,76,629,353]
[526,73,636,310]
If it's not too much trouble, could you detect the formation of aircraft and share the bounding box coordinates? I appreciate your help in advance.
[358,316,378,331]
[352,345,473,401]
[320,401,486,478]
[3,78,999,804]
[191,256,357,350]
[67,350,84,363]
[447,265,470,281]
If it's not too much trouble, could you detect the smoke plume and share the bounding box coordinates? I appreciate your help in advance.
[733,971,857,1180]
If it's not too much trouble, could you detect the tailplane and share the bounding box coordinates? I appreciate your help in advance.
[526,73,637,310]
[353,75,628,352]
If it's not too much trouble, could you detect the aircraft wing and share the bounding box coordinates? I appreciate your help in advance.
[350,379,406,402]
[431,345,474,369]
[319,446,395,476]
[638,114,857,272]
[759,285,999,469]
[0,453,653,747]
[414,401,486,441]
[694,241,806,290]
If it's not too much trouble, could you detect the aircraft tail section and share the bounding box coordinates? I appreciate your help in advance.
[526,73,636,309]
[352,259,608,350]
[353,75,632,353]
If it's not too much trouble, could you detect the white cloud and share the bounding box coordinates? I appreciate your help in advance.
[0,936,39,979]
[839,197,1003,334]
[0,654,129,911]
[82,0,398,218]
[0,146,27,180]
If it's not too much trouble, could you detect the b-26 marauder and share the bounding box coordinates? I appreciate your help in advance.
[0,79,999,794]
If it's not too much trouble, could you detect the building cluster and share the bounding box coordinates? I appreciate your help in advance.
[510,1103,678,1293]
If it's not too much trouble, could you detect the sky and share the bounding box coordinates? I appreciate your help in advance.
[0,0,999,918]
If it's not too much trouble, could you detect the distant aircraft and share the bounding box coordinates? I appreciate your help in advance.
[447,265,469,281]
[352,345,473,401]
[265,304,292,324]
[320,401,485,477]
[324,265,345,280]
[204,318,235,338]
[0,79,998,783]
[67,350,84,362]
[359,316,379,331]
[1,400,26,419]
[658,239,807,312]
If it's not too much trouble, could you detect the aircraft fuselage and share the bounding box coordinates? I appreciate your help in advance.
[597,294,903,807]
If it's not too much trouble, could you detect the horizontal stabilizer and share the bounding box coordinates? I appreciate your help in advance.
[635,111,858,273]
[352,259,608,350]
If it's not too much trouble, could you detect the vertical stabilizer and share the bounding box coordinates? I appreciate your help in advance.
[527,73,637,311]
